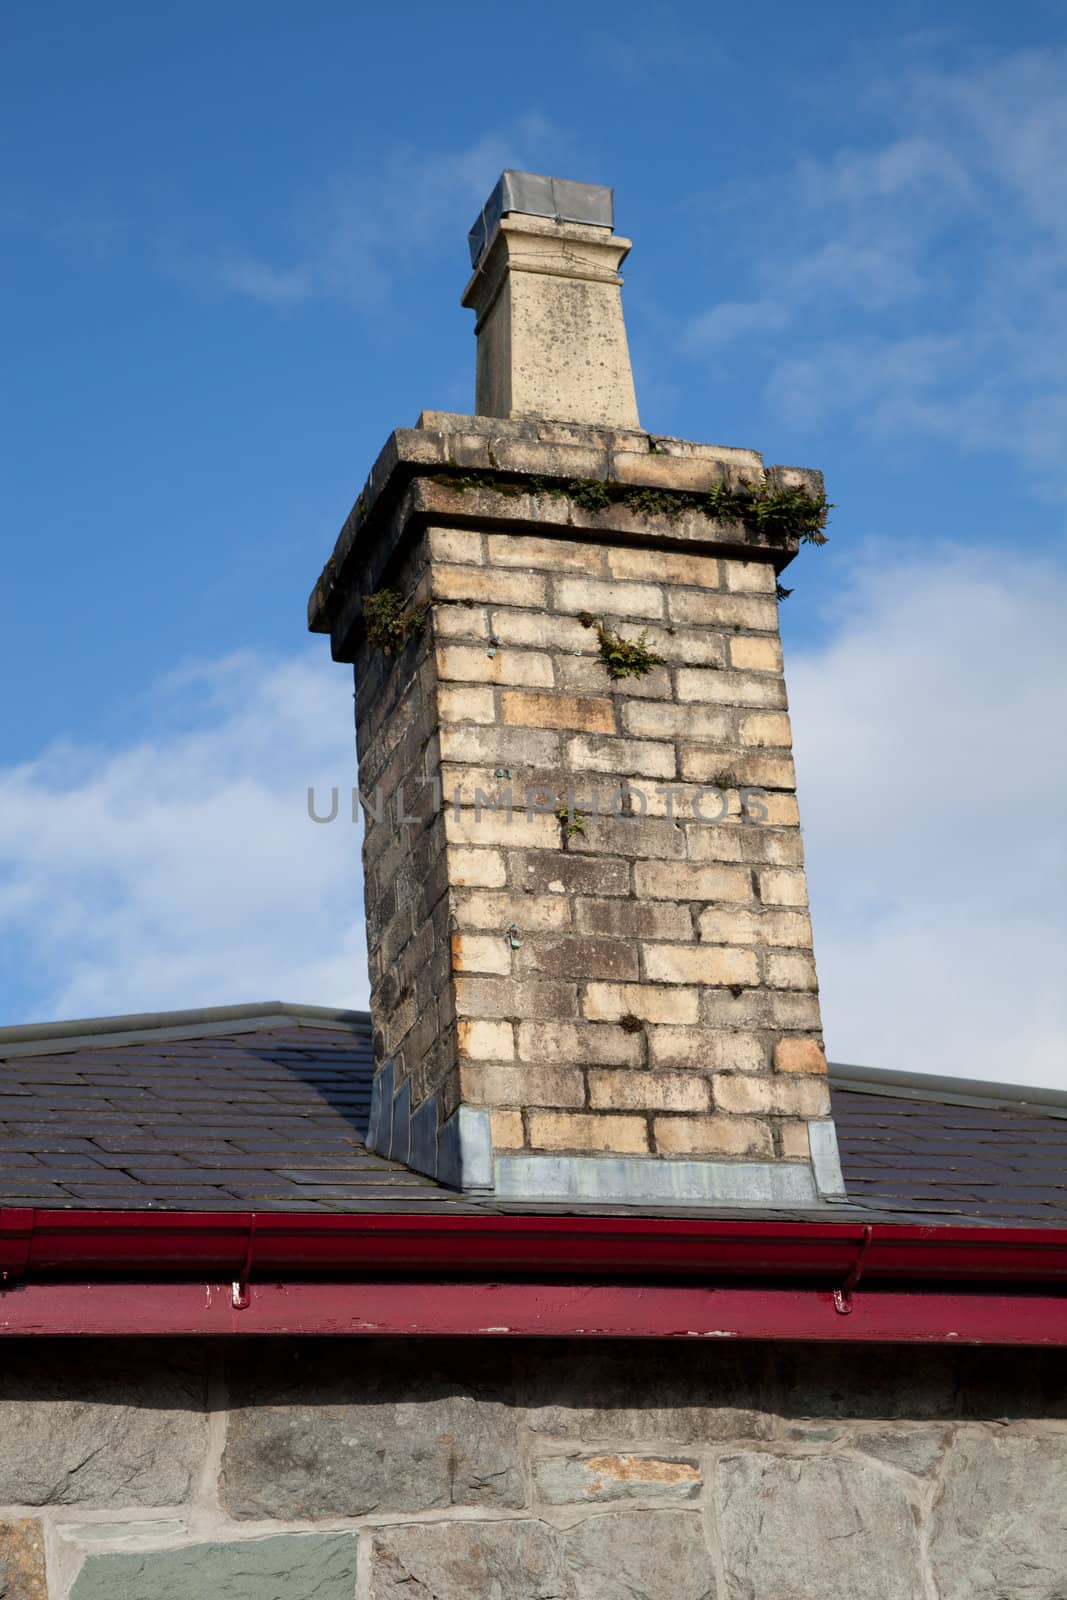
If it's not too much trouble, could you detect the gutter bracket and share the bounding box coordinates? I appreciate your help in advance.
[833,1225,873,1315]
[231,1216,257,1311]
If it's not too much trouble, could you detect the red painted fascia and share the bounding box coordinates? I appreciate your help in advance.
[2,1208,1066,1341]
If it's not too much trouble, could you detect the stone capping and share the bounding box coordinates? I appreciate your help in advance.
[307,412,823,654]
[368,1060,844,1205]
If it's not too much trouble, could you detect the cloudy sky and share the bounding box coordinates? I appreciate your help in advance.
[2,3,1065,1087]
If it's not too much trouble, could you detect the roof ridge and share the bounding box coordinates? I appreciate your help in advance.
[830,1060,1067,1118]
[0,1001,372,1059]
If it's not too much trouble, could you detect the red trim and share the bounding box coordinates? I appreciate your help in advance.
[1,1209,1065,1341]
[2,1280,1064,1344]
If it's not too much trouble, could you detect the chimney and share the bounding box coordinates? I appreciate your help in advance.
[309,173,844,1207]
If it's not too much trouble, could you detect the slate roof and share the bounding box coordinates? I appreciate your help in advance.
[0,1004,1064,1224]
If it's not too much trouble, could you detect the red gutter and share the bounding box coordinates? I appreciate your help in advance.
[1,1208,1065,1342]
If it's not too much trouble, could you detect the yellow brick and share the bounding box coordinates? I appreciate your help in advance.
[606,547,719,587]
[648,1028,766,1073]
[517,1020,643,1066]
[461,1062,585,1108]
[583,983,698,1025]
[633,862,752,902]
[489,608,594,652]
[643,944,758,987]
[758,868,808,907]
[527,1111,649,1154]
[774,1037,827,1075]
[668,591,777,629]
[779,1120,812,1159]
[446,846,506,888]
[654,1115,773,1157]
[715,1074,830,1117]
[453,891,572,933]
[554,576,664,619]
[486,533,604,574]
[622,702,731,741]
[438,684,496,724]
[765,951,819,990]
[432,602,489,639]
[457,1018,515,1061]
[722,560,777,595]
[674,669,782,707]
[698,907,812,948]
[739,712,792,748]
[588,1070,710,1113]
[502,690,616,734]
[427,526,485,564]
[436,644,555,688]
[761,793,800,826]
[490,1108,525,1149]
[444,808,560,850]
[566,735,676,779]
[450,933,512,976]
[432,565,547,608]
[729,634,783,671]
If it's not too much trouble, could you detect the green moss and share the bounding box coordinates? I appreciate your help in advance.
[362,588,429,655]
[595,623,667,681]
[556,804,586,841]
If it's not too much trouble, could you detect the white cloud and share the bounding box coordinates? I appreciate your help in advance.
[178,114,561,310]
[0,650,368,1023]
[685,48,1067,486]
[789,546,1067,1088]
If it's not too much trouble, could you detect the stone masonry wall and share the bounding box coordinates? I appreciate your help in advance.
[3,1338,1066,1598]
[360,511,829,1164]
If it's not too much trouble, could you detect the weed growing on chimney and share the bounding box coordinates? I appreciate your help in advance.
[556,805,586,842]
[712,770,737,790]
[595,622,666,681]
[619,1013,644,1034]
[363,589,429,655]
[775,582,794,602]
[568,478,612,512]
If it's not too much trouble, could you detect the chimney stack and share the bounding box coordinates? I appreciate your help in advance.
[308,173,844,1207]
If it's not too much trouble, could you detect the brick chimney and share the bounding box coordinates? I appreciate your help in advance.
[309,172,844,1206]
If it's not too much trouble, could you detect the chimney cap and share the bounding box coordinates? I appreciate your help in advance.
[467,170,614,267]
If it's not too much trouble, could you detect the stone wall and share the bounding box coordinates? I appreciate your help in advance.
[2,1338,1066,1598]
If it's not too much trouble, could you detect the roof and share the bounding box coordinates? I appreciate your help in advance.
[1,1003,1064,1225]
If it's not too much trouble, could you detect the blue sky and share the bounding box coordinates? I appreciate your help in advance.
[2,3,1065,1085]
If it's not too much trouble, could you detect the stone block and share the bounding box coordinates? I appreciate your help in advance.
[517,935,639,981]
[369,1520,569,1600]
[648,1027,766,1072]
[643,944,759,987]
[655,1114,773,1156]
[516,850,630,897]
[534,1452,701,1504]
[728,634,782,671]
[738,711,792,748]
[583,982,699,1025]
[716,1453,924,1600]
[566,733,676,779]
[852,1428,949,1477]
[453,890,573,932]
[432,601,489,639]
[722,559,777,593]
[440,724,563,769]
[445,810,560,850]
[575,896,692,939]
[668,591,777,629]
[570,814,686,860]
[563,1509,714,1599]
[523,1344,774,1442]
[438,683,496,724]
[436,644,555,687]
[675,669,785,708]
[446,846,506,888]
[0,1341,207,1508]
[428,526,485,564]
[502,690,616,733]
[70,1534,359,1600]
[773,1038,826,1074]
[460,1061,586,1109]
[457,1019,516,1060]
[757,868,808,906]
[489,608,593,653]
[487,532,604,574]
[527,1111,649,1153]
[715,1074,829,1117]
[634,861,752,902]
[221,1343,523,1517]
[554,576,664,619]
[0,1519,47,1600]
[622,701,732,741]
[606,546,719,587]
[517,1019,643,1066]
[930,1434,1067,1599]
[764,951,819,990]
[451,933,512,975]
[588,1069,710,1112]
[431,565,547,608]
